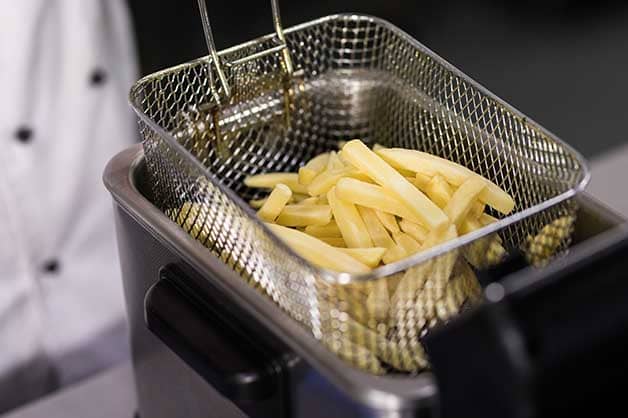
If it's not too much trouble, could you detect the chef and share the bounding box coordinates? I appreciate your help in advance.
[0,1,138,412]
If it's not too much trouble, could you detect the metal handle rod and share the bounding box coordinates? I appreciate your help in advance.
[270,0,294,76]
[197,0,231,101]
[197,0,293,103]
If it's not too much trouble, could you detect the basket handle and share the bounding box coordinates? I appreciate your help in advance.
[197,0,294,105]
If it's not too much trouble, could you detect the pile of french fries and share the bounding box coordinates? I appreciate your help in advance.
[166,140,578,374]
[242,139,517,373]
[246,139,514,273]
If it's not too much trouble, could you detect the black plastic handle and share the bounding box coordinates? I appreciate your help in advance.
[144,265,281,402]
[425,227,628,418]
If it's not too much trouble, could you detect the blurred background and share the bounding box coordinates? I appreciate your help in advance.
[129,0,628,158]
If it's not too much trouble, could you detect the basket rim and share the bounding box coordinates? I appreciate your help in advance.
[128,13,591,285]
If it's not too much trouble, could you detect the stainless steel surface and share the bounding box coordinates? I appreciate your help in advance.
[130,13,590,375]
[589,142,628,216]
[105,145,438,414]
[104,146,623,417]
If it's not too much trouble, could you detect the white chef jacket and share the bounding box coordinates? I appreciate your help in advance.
[0,0,138,410]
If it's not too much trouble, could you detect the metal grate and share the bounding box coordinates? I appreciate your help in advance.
[130,14,588,375]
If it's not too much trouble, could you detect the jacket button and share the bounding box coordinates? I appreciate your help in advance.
[42,259,61,274]
[15,126,33,143]
[89,68,107,86]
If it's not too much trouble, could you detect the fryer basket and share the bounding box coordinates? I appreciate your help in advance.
[129,13,589,375]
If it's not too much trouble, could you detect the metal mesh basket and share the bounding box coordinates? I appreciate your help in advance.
[130,11,589,375]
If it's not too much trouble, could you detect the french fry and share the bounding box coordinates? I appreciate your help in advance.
[266,224,369,273]
[399,219,428,243]
[298,153,329,185]
[464,235,505,268]
[479,213,499,226]
[393,232,422,255]
[414,172,432,189]
[366,279,390,322]
[257,183,292,222]
[421,224,458,251]
[443,177,486,226]
[375,210,400,234]
[327,187,373,248]
[307,167,352,196]
[322,334,385,375]
[335,177,423,224]
[382,243,407,264]
[305,221,342,238]
[342,140,449,230]
[425,174,453,208]
[376,148,515,214]
[526,216,574,266]
[338,247,387,268]
[460,217,506,268]
[170,202,211,243]
[307,167,372,197]
[292,194,311,203]
[276,204,332,227]
[249,197,267,209]
[460,217,482,235]
[244,172,309,195]
[319,237,347,247]
[470,201,486,219]
[326,151,345,170]
[341,314,427,371]
[358,206,396,248]
[297,196,319,205]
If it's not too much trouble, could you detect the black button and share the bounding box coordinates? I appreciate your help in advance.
[42,259,60,274]
[15,126,33,143]
[89,68,107,86]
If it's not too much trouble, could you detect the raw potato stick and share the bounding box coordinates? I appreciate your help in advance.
[470,201,486,219]
[425,175,453,208]
[366,279,390,322]
[414,172,432,189]
[322,334,385,375]
[393,232,422,255]
[399,219,428,243]
[244,172,309,195]
[422,224,458,251]
[276,204,332,227]
[257,183,292,222]
[335,177,423,224]
[319,237,347,247]
[298,153,329,185]
[443,177,486,226]
[266,224,369,273]
[297,197,319,205]
[328,187,373,248]
[375,210,400,233]
[307,167,371,196]
[326,151,345,170]
[376,148,515,214]
[338,247,387,267]
[342,140,449,230]
[305,221,342,238]
[358,206,396,249]
[382,243,407,264]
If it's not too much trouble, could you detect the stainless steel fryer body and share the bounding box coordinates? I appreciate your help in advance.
[105,145,624,418]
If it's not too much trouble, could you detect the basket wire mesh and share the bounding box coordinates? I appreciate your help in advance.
[130,11,589,375]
